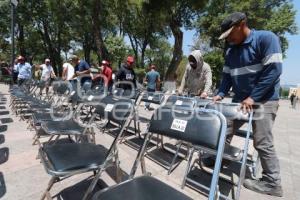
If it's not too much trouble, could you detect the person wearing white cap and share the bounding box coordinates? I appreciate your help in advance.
[39,58,56,95]
[16,55,32,86]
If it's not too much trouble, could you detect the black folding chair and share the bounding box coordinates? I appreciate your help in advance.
[148,95,196,174]
[92,106,227,200]
[183,102,253,200]
[139,91,165,105]
[122,91,165,150]
[39,96,135,200]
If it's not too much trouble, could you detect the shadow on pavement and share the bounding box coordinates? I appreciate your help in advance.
[0,134,4,145]
[55,177,108,200]
[0,118,13,124]
[0,172,6,198]
[0,125,7,133]
[0,147,9,165]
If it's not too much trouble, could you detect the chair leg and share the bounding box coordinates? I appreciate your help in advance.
[141,155,147,175]
[181,148,195,189]
[168,142,183,175]
[114,149,122,183]
[40,177,57,200]
[82,169,105,200]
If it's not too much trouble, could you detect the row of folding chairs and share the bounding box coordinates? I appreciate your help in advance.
[9,81,256,200]
[36,96,229,200]
[132,93,257,200]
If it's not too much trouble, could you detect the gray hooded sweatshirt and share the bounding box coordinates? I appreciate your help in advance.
[179,50,212,95]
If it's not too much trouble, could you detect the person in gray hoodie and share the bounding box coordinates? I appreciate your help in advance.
[178,50,212,98]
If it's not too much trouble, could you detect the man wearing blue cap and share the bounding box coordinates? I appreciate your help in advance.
[213,12,283,197]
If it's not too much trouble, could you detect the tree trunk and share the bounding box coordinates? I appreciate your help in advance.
[140,39,148,68]
[83,33,92,64]
[40,20,59,75]
[165,19,183,81]
[92,0,109,61]
[17,24,26,57]
[128,35,139,67]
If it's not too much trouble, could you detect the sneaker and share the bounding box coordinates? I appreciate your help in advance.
[243,178,283,197]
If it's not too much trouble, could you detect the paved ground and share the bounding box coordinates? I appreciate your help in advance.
[0,83,299,200]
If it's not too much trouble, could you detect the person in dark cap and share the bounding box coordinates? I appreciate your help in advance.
[70,55,91,91]
[213,12,283,197]
[115,56,137,91]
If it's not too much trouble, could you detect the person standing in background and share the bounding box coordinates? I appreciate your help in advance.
[16,56,32,86]
[62,61,74,81]
[178,50,212,98]
[39,58,56,95]
[144,64,160,110]
[92,60,113,92]
[116,56,137,91]
[71,55,91,92]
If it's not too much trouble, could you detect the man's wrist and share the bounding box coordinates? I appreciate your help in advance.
[217,92,225,99]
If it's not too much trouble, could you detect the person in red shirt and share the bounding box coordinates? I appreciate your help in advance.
[92,60,113,92]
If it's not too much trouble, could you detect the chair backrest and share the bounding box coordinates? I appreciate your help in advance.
[94,95,134,125]
[148,106,226,150]
[112,88,124,97]
[164,95,195,111]
[141,91,165,105]
[205,102,249,121]
[195,97,212,108]
[122,89,140,100]
[52,81,72,96]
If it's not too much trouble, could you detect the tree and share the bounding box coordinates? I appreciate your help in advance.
[0,1,11,61]
[194,0,297,84]
[144,0,208,80]
[145,38,173,80]
[120,0,169,68]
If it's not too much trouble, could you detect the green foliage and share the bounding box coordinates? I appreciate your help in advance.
[196,0,298,54]
[145,38,173,79]
[135,67,146,83]
[105,35,128,65]
[203,50,224,87]
[281,88,289,97]
[0,0,297,83]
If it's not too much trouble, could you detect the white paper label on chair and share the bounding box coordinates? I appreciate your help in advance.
[148,96,153,100]
[171,119,187,132]
[105,104,114,112]
[70,91,76,96]
[175,100,183,105]
[88,95,94,101]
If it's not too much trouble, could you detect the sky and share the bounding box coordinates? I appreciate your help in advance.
[180,1,300,86]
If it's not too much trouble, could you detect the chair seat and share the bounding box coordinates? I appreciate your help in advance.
[223,144,243,161]
[30,103,51,109]
[0,111,9,115]
[41,119,85,135]
[33,113,53,122]
[44,143,107,172]
[92,176,192,200]
[33,112,65,124]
